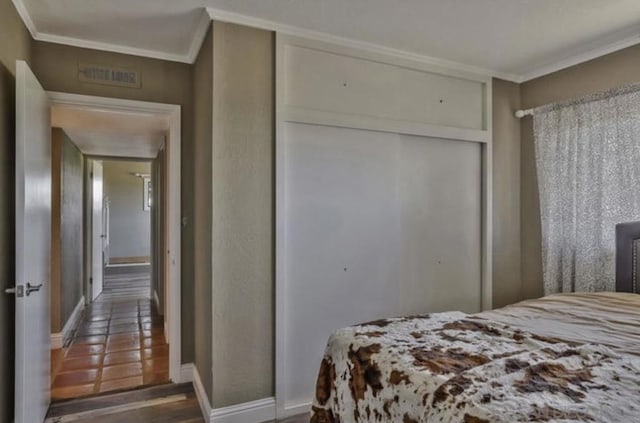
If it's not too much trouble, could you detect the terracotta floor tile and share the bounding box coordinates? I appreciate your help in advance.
[67,344,105,357]
[86,314,111,322]
[82,319,110,327]
[53,369,99,388]
[103,350,141,366]
[109,324,140,334]
[101,362,143,381]
[60,355,103,372]
[142,345,169,359]
[51,349,65,381]
[142,357,169,373]
[98,376,144,392]
[106,339,141,353]
[111,312,139,318]
[107,332,140,343]
[141,337,166,348]
[51,383,96,400]
[50,273,169,399]
[143,371,169,385]
[76,327,109,337]
[110,316,139,324]
[72,335,107,346]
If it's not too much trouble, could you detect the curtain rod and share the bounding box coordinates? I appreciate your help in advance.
[514,109,534,118]
[515,82,640,119]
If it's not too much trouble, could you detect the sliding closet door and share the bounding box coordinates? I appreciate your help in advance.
[282,122,482,409]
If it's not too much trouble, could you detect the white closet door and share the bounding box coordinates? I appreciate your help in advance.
[282,122,482,409]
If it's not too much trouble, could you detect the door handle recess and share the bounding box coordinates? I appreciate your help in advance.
[26,283,43,296]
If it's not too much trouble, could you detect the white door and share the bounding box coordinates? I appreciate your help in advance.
[92,161,104,300]
[14,60,51,423]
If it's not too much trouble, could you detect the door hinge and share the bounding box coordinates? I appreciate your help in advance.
[90,277,93,285]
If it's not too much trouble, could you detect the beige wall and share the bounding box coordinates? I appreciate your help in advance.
[51,129,84,333]
[492,79,522,308]
[102,160,152,260]
[520,44,640,299]
[0,0,31,420]
[30,39,196,363]
[210,21,274,408]
[192,24,213,401]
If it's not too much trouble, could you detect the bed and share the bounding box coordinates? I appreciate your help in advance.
[310,221,640,423]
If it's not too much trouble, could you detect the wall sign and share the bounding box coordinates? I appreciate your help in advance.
[78,63,141,88]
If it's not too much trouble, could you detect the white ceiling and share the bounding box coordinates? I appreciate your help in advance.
[52,105,168,159]
[14,0,640,81]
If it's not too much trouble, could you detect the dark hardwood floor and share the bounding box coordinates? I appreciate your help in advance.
[46,382,310,423]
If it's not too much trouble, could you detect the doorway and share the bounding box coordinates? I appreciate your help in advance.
[46,94,182,401]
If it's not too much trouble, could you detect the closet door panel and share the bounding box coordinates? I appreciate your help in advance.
[282,122,482,408]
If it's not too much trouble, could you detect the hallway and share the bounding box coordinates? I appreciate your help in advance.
[51,269,168,400]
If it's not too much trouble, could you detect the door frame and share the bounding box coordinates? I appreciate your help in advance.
[48,92,183,383]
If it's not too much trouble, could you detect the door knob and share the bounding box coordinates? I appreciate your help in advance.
[26,283,43,296]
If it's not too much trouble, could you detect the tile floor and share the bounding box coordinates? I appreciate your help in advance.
[51,295,169,400]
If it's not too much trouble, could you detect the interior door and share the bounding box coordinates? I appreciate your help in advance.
[14,60,51,423]
[92,161,104,300]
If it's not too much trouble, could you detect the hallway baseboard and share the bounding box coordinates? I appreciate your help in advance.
[192,364,276,423]
[212,397,276,423]
[192,364,212,421]
[180,363,194,383]
[51,296,85,349]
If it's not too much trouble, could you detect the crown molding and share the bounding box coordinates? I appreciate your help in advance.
[518,30,640,82]
[11,0,37,37]
[185,11,212,63]
[34,32,193,63]
[206,7,521,82]
[11,0,211,64]
[11,0,640,80]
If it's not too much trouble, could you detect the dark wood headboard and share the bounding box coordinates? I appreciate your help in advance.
[615,221,640,293]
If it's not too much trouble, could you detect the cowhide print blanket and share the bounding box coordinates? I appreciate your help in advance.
[311,312,640,422]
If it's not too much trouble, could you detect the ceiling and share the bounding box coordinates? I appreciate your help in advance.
[52,105,168,159]
[14,0,640,81]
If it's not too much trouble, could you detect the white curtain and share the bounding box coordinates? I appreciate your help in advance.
[534,85,640,295]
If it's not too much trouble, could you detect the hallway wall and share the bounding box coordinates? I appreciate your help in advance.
[210,21,274,408]
[192,23,213,403]
[0,0,31,420]
[102,160,152,262]
[30,39,196,363]
[51,128,84,333]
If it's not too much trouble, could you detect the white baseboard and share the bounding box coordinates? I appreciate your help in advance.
[153,289,161,310]
[191,365,276,423]
[51,296,85,349]
[282,402,312,419]
[212,397,276,423]
[180,363,194,383]
[192,365,213,421]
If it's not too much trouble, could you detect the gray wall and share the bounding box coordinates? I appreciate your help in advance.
[31,39,196,363]
[151,147,166,313]
[193,24,213,401]
[0,0,31,420]
[102,160,152,261]
[51,129,84,333]
[520,44,640,299]
[491,79,522,308]
[210,21,274,408]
